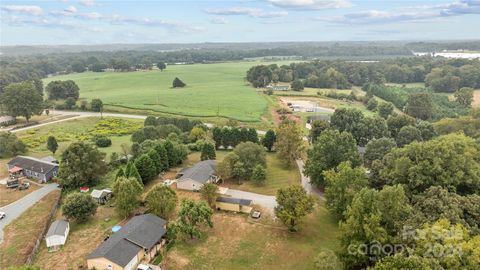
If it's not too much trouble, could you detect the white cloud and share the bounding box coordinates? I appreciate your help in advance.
[205,7,288,18]
[330,0,480,24]
[109,15,202,33]
[209,16,228,24]
[79,0,96,6]
[1,5,43,16]
[267,0,352,10]
[64,6,77,13]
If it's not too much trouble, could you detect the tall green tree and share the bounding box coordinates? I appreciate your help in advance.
[304,129,361,188]
[113,177,143,218]
[216,152,239,180]
[46,80,80,100]
[233,141,266,178]
[406,93,433,120]
[1,81,43,122]
[157,62,166,71]
[153,143,169,171]
[323,161,369,220]
[396,125,422,147]
[62,192,97,223]
[58,142,106,189]
[309,120,330,143]
[148,149,162,174]
[90,99,103,112]
[212,127,223,149]
[134,154,157,183]
[251,165,267,186]
[0,132,26,158]
[200,142,216,160]
[377,102,395,119]
[275,185,315,232]
[375,133,480,195]
[261,129,276,151]
[200,183,219,208]
[125,161,143,185]
[454,87,474,107]
[145,184,178,219]
[364,137,396,167]
[46,136,58,155]
[274,119,304,165]
[177,199,213,239]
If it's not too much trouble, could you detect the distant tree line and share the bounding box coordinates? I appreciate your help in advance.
[246,57,480,91]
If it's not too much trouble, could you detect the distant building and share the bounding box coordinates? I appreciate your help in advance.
[176,160,220,191]
[45,220,70,251]
[267,85,290,91]
[87,214,167,270]
[7,156,59,183]
[216,197,253,214]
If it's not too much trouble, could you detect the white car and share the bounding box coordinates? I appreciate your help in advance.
[0,211,6,220]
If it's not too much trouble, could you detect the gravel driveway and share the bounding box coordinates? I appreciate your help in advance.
[0,183,59,243]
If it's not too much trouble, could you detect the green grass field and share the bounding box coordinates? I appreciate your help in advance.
[44,62,295,122]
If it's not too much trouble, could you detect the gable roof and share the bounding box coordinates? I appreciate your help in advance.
[46,220,69,237]
[217,196,252,206]
[88,214,167,267]
[7,156,58,174]
[177,160,216,184]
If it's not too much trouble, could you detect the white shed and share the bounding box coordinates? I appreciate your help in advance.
[45,220,70,251]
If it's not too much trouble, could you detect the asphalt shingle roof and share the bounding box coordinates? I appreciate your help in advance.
[178,160,216,184]
[88,214,167,267]
[216,197,253,206]
[7,156,58,174]
[46,220,69,237]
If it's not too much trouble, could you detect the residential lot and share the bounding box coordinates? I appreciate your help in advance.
[165,202,338,270]
[0,181,39,207]
[0,190,60,268]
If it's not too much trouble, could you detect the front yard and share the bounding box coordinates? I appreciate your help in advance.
[0,181,40,207]
[165,201,339,270]
[0,190,61,269]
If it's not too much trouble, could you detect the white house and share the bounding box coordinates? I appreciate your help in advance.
[45,220,70,251]
[176,160,220,191]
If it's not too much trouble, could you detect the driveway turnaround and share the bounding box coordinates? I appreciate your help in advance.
[225,189,277,214]
[0,183,59,244]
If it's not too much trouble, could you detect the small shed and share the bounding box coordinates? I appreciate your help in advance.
[45,220,70,251]
[216,197,253,214]
[91,189,113,204]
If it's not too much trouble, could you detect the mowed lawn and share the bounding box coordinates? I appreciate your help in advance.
[166,202,339,270]
[43,62,274,122]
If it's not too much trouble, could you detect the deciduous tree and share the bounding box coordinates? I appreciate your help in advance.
[274,119,304,165]
[200,142,216,160]
[1,81,43,122]
[261,129,276,151]
[113,177,143,218]
[145,184,178,219]
[62,192,97,223]
[200,183,219,208]
[177,199,213,239]
[275,185,315,232]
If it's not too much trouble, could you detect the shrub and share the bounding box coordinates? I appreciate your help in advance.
[94,136,112,147]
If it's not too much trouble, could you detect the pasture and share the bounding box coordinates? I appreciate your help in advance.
[43,62,283,122]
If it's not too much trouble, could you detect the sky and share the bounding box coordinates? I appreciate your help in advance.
[0,0,479,45]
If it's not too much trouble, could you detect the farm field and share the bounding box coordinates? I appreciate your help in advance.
[43,61,294,122]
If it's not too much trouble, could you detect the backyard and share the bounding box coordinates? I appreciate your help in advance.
[165,201,339,270]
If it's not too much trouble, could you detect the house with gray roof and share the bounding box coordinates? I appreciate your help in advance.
[87,214,167,270]
[7,156,59,183]
[176,160,220,191]
[45,220,69,251]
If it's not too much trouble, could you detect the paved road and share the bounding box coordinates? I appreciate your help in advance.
[0,183,59,244]
[296,159,324,200]
[225,189,277,214]
[8,110,213,133]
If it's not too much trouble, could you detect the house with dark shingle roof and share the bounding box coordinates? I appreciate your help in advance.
[7,156,59,183]
[87,214,167,270]
[176,160,220,191]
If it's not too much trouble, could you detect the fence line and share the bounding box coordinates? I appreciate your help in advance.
[25,192,61,265]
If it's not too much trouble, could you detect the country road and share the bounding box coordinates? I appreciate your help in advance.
[0,183,59,244]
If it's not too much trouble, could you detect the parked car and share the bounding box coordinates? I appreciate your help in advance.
[0,211,6,220]
[18,182,30,190]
